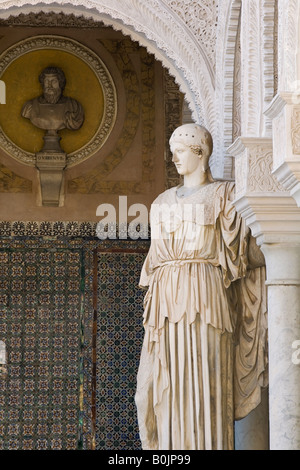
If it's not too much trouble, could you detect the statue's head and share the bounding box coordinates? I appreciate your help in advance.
[39,66,66,104]
[169,123,213,163]
[169,123,213,181]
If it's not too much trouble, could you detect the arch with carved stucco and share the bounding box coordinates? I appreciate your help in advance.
[0,0,216,130]
[214,0,242,179]
[277,0,300,92]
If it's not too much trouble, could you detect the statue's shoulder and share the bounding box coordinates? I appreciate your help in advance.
[21,97,37,117]
[151,186,177,205]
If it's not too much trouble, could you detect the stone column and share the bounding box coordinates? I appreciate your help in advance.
[261,243,300,450]
[229,136,300,450]
[262,93,300,449]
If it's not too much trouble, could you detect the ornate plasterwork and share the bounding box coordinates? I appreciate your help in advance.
[247,146,283,193]
[68,39,156,195]
[239,0,276,137]
[164,69,183,190]
[214,0,277,177]
[262,0,277,135]
[0,10,105,26]
[162,0,218,76]
[229,137,300,247]
[0,35,117,167]
[230,138,284,200]
[240,0,263,136]
[277,0,300,92]
[291,107,300,155]
[232,17,241,144]
[214,0,241,179]
[0,0,216,135]
[265,93,300,207]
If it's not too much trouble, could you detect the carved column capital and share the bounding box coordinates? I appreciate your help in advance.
[229,136,300,245]
[265,92,300,206]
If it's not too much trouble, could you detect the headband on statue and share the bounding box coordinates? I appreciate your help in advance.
[169,123,213,158]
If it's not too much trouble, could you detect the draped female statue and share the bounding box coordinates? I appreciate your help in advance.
[135,123,268,450]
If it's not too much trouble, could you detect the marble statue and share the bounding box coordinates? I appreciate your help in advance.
[135,123,268,450]
[21,66,84,151]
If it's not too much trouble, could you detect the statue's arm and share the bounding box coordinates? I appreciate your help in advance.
[233,266,268,420]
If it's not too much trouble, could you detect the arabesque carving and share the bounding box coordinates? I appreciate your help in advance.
[291,107,300,155]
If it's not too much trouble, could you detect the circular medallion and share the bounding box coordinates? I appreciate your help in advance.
[0,35,117,166]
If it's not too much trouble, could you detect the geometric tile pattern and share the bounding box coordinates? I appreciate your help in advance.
[0,235,150,450]
[95,250,147,450]
[0,221,97,238]
[0,248,83,450]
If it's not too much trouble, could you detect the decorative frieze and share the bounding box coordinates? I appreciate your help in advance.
[0,220,151,239]
[240,0,276,137]
[0,11,105,27]
[230,137,283,200]
[230,137,300,245]
[0,221,98,237]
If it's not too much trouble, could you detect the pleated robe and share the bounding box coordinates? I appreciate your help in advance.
[135,181,258,450]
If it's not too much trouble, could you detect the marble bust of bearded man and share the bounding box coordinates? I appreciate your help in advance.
[21,66,84,132]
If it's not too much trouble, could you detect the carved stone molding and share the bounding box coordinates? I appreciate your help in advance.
[240,0,276,137]
[277,0,300,92]
[162,0,217,76]
[265,92,300,207]
[0,35,117,168]
[163,69,182,190]
[0,11,105,27]
[262,0,277,135]
[214,0,241,179]
[230,137,284,199]
[229,136,300,245]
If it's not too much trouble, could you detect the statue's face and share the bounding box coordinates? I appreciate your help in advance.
[42,74,62,104]
[170,142,201,176]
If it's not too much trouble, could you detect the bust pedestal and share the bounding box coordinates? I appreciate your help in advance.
[36,151,66,207]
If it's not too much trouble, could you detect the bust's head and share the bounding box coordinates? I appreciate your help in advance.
[39,67,66,104]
